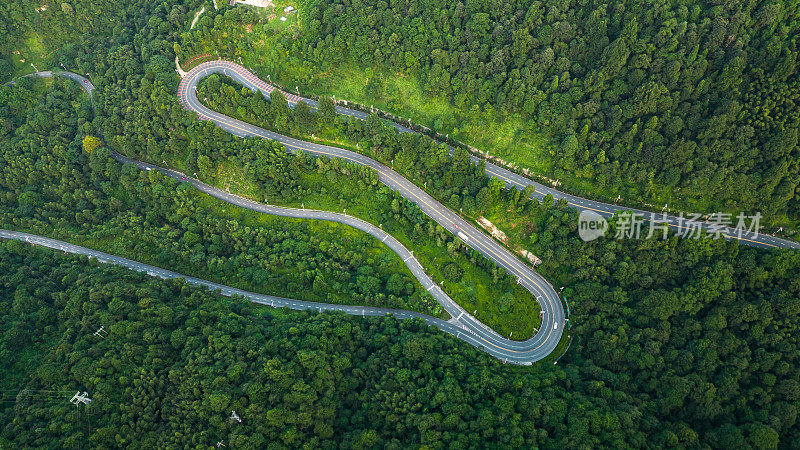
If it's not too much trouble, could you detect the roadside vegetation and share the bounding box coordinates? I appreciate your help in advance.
[0,77,444,318]
[176,0,800,238]
[193,73,548,337]
[3,1,800,447]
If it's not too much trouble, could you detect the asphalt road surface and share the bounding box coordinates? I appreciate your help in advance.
[10,66,565,364]
[183,60,800,251]
[179,61,567,363]
[11,70,96,96]
[0,229,542,365]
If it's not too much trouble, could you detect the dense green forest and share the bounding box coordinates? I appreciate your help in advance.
[2,203,799,447]
[2,0,800,447]
[304,0,800,221]
[178,0,800,224]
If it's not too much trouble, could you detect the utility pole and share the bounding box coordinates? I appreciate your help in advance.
[70,391,92,406]
[30,62,39,72]
[93,326,107,338]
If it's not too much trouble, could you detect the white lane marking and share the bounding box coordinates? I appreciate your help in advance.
[180,62,569,353]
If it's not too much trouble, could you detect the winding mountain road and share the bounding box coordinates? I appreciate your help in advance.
[183,60,800,251]
[178,62,566,362]
[7,67,565,364]
[10,62,797,364]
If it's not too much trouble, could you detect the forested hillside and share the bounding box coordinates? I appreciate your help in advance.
[0,76,443,316]
[2,204,799,447]
[191,0,798,221]
[1,0,800,447]
[301,0,800,218]
[0,0,132,81]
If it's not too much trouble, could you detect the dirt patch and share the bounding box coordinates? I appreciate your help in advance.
[478,217,509,244]
[478,216,543,267]
[520,250,542,266]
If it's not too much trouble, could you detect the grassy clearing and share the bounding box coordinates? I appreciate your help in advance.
[5,32,55,79]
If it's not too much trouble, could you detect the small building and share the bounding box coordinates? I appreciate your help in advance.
[231,0,273,7]
[284,6,295,12]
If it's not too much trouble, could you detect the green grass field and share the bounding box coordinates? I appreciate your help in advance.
[5,33,56,79]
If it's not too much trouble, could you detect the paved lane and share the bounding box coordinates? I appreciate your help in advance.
[187,60,799,251]
[9,70,96,96]
[11,65,565,364]
[0,229,537,365]
[179,61,566,363]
